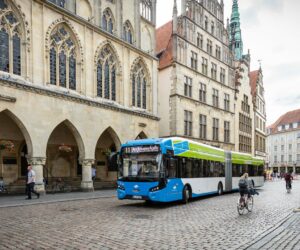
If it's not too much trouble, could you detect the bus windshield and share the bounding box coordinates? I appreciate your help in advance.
[119,153,162,181]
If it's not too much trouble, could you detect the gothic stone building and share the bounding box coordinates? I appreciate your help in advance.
[0,0,158,193]
[156,0,236,151]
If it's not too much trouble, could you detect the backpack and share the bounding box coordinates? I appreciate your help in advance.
[238,179,248,189]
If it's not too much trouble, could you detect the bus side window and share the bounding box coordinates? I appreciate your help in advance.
[209,161,214,177]
[186,159,192,178]
[242,164,246,175]
[219,162,225,177]
[203,160,209,177]
[177,158,183,178]
[198,159,203,177]
[248,164,254,176]
[167,158,177,178]
[193,159,199,178]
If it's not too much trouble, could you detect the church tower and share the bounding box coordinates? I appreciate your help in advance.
[229,0,243,60]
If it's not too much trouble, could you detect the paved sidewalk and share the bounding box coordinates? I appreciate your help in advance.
[246,212,300,250]
[0,189,116,208]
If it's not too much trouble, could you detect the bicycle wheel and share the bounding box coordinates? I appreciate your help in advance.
[237,198,246,215]
[247,196,254,212]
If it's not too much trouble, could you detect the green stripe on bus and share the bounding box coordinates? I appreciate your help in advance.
[232,152,264,166]
[178,151,225,162]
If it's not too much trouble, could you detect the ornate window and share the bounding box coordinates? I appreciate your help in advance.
[132,61,148,109]
[96,45,118,101]
[123,21,133,44]
[140,0,152,22]
[0,0,21,75]
[102,9,114,34]
[49,25,77,90]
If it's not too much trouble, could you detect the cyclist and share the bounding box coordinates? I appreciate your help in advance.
[284,171,293,190]
[238,173,250,204]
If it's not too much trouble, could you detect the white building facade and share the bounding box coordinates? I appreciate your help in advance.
[267,109,300,174]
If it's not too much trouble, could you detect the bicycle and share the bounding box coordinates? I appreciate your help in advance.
[45,178,72,194]
[237,194,253,215]
[286,180,292,193]
[0,179,8,194]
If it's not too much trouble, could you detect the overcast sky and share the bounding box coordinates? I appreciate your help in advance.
[156,0,300,126]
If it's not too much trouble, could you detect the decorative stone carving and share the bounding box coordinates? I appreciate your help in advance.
[28,157,46,165]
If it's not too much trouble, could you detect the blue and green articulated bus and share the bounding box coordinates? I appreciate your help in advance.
[117,137,264,203]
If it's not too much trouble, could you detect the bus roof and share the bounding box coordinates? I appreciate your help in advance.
[122,137,264,165]
[123,137,225,162]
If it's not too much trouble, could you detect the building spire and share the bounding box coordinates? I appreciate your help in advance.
[229,0,243,60]
[172,0,178,33]
[173,0,178,17]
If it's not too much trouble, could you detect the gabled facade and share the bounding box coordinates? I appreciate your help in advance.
[233,56,255,155]
[0,0,158,193]
[156,0,235,151]
[250,68,267,158]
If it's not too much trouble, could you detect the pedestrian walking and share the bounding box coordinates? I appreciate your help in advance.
[91,165,96,181]
[26,165,40,199]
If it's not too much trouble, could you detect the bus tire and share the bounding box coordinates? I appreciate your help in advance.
[218,183,223,195]
[182,185,190,204]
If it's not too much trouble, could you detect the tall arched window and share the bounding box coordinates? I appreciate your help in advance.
[49,25,77,90]
[132,61,148,109]
[140,0,152,22]
[123,21,134,44]
[96,45,118,101]
[0,0,21,75]
[102,9,114,34]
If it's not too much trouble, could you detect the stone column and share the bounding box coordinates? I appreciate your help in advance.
[81,159,94,192]
[28,157,46,194]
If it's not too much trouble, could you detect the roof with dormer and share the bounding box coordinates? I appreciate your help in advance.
[268,109,300,134]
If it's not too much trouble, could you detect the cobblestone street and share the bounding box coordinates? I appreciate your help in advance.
[0,180,299,250]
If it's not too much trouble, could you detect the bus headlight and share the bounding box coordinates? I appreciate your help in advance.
[150,186,160,192]
[118,184,125,190]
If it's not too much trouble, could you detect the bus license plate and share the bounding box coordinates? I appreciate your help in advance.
[132,195,142,199]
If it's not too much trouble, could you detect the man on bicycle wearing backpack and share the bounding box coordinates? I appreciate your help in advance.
[238,173,250,199]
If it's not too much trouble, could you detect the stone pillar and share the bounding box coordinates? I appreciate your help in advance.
[28,157,46,194]
[81,159,94,192]
[134,0,141,48]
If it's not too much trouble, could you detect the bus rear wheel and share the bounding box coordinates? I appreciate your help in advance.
[218,183,223,195]
[182,186,190,204]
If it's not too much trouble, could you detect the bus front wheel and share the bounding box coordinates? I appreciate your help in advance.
[218,183,223,195]
[182,186,190,204]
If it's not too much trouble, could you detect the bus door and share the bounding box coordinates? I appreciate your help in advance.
[164,156,181,200]
[225,151,232,192]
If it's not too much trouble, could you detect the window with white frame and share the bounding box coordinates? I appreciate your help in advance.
[199,114,207,139]
[184,110,193,136]
[213,118,219,141]
[212,88,219,108]
[184,76,192,97]
[199,83,206,103]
